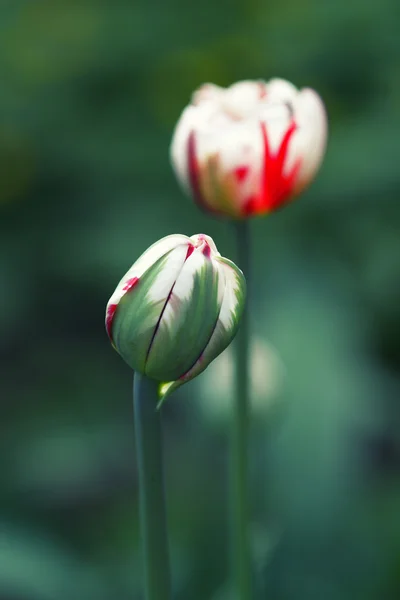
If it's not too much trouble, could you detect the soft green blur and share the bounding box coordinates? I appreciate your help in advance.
[1,1,399,599]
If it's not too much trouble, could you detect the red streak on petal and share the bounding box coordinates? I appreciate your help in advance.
[242,196,258,215]
[243,121,301,216]
[106,303,118,340]
[202,244,211,258]
[122,276,139,292]
[234,165,249,182]
[185,244,194,260]
[187,131,201,201]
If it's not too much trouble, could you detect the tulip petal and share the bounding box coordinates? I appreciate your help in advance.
[106,234,190,318]
[289,89,327,194]
[187,130,214,213]
[157,257,246,403]
[145,246,226,382]
[189,233,219,256]
[221,80,269,118]
[110,244,188,372]
[192,83,224,105]
[263,78,298,103]
[170,103,218,193]
[194,121,265,218]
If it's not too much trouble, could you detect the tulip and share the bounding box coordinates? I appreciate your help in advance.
[170,78,327,219]
[106,233,246,401]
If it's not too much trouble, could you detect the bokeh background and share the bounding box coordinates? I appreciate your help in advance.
[1,1,400,599]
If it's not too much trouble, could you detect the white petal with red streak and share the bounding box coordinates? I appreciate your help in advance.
[190,233,220,257]
[258,102,293,155]
[106,234,190,310]
[170,102,222,191]
[195,119,263,210]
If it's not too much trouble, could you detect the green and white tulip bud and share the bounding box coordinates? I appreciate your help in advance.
[106,233,246,402]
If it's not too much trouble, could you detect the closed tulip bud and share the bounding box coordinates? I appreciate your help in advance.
[106,233,246,402]
[170,78,327,219]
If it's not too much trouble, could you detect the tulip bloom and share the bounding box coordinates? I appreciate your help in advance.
[170,78,327,219]
[106,233,246,401]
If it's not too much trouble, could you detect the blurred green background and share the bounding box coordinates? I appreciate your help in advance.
[1,1,400,599]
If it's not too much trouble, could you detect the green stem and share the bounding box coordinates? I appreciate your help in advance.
[231,220,252,600]
[133,373,171,600]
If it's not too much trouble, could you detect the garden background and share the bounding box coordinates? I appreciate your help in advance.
[1,1,400,599]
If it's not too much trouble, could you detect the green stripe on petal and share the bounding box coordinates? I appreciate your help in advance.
[156,258,246,403]
[111,246,187,372]
[145,248,225,381]
[214,256,246,332]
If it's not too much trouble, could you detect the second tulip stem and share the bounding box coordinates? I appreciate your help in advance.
[133,373,171,600]
[232,220,252,600]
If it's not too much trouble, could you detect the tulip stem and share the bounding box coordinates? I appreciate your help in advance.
[133,373,171,600]
[232,220,252,600]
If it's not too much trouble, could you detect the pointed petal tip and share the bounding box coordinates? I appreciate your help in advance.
[157,380,180,408]
[105,302,118,340]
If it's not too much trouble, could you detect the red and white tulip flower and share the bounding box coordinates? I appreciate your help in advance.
[106,233,246,402]
[170,78,327,219]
